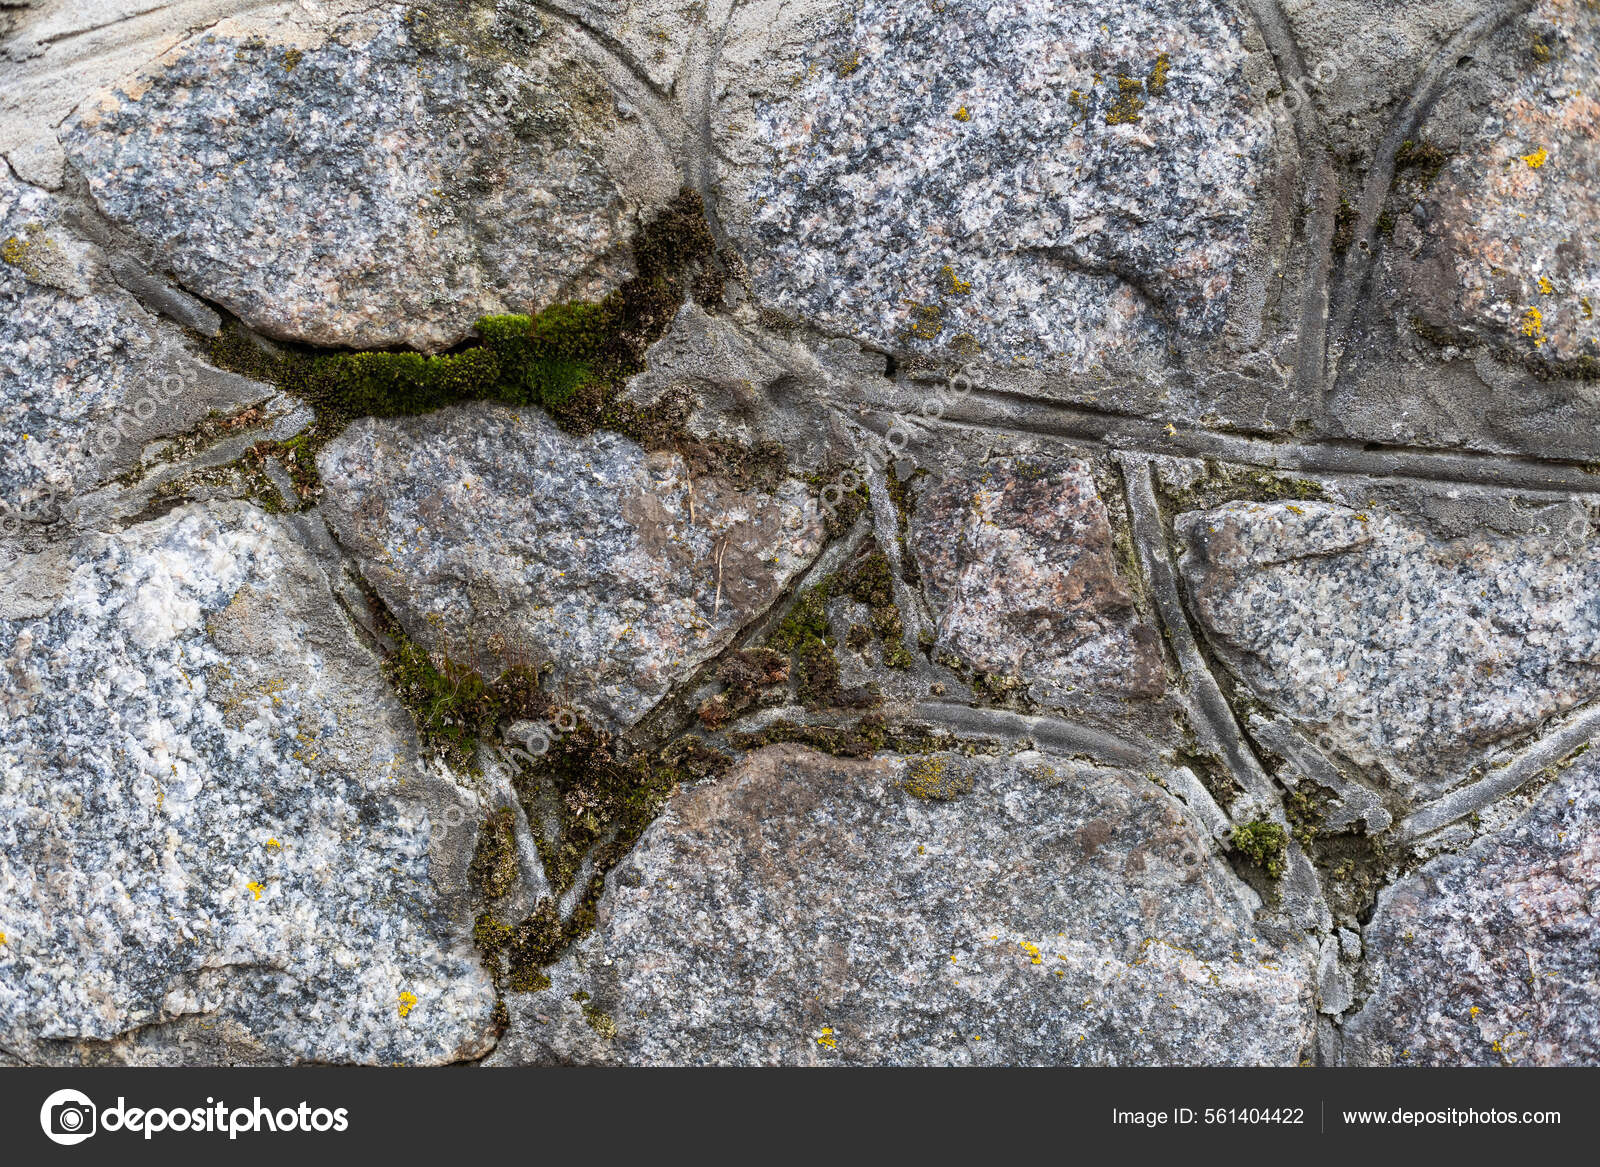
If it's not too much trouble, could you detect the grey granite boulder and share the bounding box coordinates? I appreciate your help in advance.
[714,0,1281,373]
[1344,751,1600,1066]
[911,456,1164,699]
[0,501,497,1064]
[62,5,676,352]
[1178,499,1600,797]
[0,172,155,505]
[1386,0,1598,367]
[490,745,1317,1066]
[317,404,825,729]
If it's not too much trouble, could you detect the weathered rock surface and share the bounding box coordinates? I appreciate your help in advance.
[62,5,674,352]
[0,172,156,504]
[491,745,1316,1066]
[0,170,282,513]
[3,0,1599,1070]
[1389,0,1599,367]
[911,456,1164,699]
[1344,752,1600,1066]
[1178,499,1600,795]
[0,501,497,1064]
[715,0,1280,372]
[318,404,825,729]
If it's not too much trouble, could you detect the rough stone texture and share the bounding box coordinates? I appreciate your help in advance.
[715,0,1278,372]
[911,456,1164,698]
[0,501,497,1064]
[491,746,1316,1066]
[1344,752,1600,1066]
[3,0,1600,1069]
[1178,499,1600,795]
[1390,0,1599,366]
[62,5,674,352]
[318,403,825,729]
[0,171,156,504]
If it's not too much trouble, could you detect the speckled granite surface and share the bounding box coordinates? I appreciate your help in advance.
[0,0,1597,1067]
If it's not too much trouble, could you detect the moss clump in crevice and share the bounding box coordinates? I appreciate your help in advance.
[731,713,890,758]
[1155,460,1328,514]
[382,631,549,770]
[836,547,913,669]
[1284,785,1331,849]
[1392,138,1450,191]
[696,647,789,729]
[474,726,731,991]
[1231,819,1287,879]
[470,807,520,900]
[805,469,868,538]
[199,190,789,486]
[971,671,1027,707]
[511,721,730,901]
[885,461,926,586]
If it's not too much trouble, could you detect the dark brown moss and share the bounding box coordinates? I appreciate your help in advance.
[696,647,789,728]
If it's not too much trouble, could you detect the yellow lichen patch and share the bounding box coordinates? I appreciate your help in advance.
[1105,75,1145,125]
[246,880,266,900]
[0,235,28,267]
[940,265,972,295]
[1520,147,1548,169]
[0,932,7,945]
[836,54,861,78]
[816,1026,837,1049]
[953,105,971,122]
[903,301,943,340]
[902,755,973,801]
[1538,276,1555,294]
[1147,52,1172,95]
[1019,940,1043,965]
[266,838,283,851]
[1522,306,1545,345]
[397,990,418,1018]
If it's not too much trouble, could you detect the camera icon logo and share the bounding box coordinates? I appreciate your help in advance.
[39,1089,97,1146]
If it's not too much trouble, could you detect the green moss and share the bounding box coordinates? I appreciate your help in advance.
[199,190,783,485]
[731,713,890,759]
[474,724,733,991]
[835,547,913,670]
[1156,461,1328,513]
[382,631,549,770]
[770,581,834,655]
[1232,819,1288,879]
[1284,786,1329,849]
[470,807,519,900]
[972,672,1026,705]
